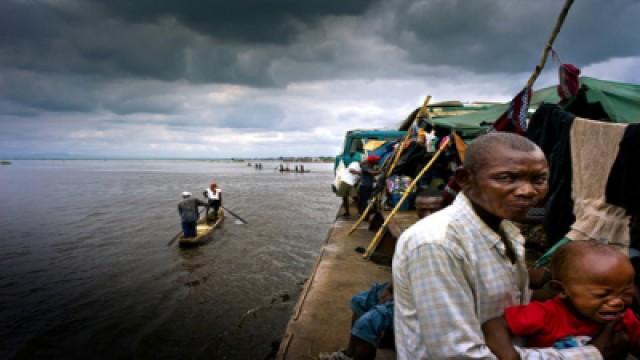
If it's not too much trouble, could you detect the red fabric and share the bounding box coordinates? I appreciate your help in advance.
[557,64,581,101]
[367,155,381,164]
[441,174,461,207]
[504,297,640,347]
[490,87,532,135]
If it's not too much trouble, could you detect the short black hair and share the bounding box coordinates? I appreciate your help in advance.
[464,132,540,174]
[550,240,625,283]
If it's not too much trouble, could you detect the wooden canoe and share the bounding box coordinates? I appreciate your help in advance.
[179,208,224,247]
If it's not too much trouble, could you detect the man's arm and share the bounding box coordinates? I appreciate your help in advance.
[195,199,208,208]
[482,317,520,360]
[406,243,603,359]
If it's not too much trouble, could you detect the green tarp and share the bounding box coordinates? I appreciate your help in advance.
[532,77,640,123]
[422,77,640,139]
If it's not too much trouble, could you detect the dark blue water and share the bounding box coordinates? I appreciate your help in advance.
[0,160,339,359]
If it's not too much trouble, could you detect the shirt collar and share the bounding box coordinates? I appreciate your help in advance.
[455,193,525,260]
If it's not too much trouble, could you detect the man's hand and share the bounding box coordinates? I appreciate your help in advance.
[589,319,629,359]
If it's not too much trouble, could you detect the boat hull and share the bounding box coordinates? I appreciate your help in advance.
[179,208,224,247]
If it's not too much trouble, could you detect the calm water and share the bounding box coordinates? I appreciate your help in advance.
[0,160,339,359]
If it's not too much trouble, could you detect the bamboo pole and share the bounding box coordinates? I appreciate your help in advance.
[526,0,575,88]
[385,95,431,178]
[347,198,377,235]
[347,96,431,236]
[347,152,395,235]
[363,136,451,259]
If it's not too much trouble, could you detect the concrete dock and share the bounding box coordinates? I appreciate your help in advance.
[277,208,419,360]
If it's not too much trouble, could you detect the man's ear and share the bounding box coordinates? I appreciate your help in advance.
[549,280,568,298]
[455,166,471,191]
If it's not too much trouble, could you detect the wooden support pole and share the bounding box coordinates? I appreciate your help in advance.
[348,96,432,236]
[526,0,575,88]
[363,136,451,259]
[347,196,377,235]
[385,95,431,178]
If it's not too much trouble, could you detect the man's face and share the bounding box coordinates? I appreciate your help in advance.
[415,196,443,219]
[561,253,635,324]
[463,144,549,222]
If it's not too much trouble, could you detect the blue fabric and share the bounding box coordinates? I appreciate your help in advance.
[359,164,376,188]
[351,302,394,346]
[370,141,397,166]
[182,221,197,238]
[553,336,582,349]
[358,185,374,214]
[350,282,388,317]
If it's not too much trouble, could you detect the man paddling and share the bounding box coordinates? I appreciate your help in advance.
[177,192,208,238]
[203,182,222,221]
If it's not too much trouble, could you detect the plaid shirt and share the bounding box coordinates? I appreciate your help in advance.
[392,194,602,359]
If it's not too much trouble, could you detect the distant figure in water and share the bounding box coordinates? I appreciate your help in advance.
[177,192,208,238]
[280,164,285,172]
[300,164,305,172]
[295,165,299,173]
[203,182,222,222]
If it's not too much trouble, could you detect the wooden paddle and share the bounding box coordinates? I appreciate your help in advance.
[168,207,205,246]
[222,205,249,225]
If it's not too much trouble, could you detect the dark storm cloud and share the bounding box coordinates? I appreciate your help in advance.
[385,0,640,72]
[2,0,638,94]
[0,0,377,88]
[98,0,374,44]
[1,0,639,158]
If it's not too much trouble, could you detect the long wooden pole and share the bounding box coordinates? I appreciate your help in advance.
[221,205,248,224]
[526,0,575,88]
[347,96,431,235]
[363,137,450,259]
[385,95,431,178]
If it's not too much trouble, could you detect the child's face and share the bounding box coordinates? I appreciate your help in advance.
[561,252,635,324]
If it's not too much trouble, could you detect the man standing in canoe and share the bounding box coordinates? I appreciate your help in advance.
[203,182,222,221]
[177,192,208,238]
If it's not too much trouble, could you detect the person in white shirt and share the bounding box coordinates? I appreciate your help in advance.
[337,158,361,217]
[393,132,627,359]
[203,182,222,221]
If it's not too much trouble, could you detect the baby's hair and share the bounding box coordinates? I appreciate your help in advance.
[550,240,624,283]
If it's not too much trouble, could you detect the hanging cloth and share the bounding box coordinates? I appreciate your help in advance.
[606,124,640,214]
[557,64,581,101]
[567,118,629,249]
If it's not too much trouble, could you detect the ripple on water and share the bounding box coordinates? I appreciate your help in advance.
[0,160,339,359]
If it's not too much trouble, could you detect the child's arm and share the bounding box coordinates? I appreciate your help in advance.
[482,317,521,360]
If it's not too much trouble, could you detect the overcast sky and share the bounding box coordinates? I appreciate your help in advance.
[1,0,639,158]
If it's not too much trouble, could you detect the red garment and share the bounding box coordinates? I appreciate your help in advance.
[441,174,461,207]
[490,86,532,135]
[504,297,640,347]
[557,64,581,101]
[367,155,381,164]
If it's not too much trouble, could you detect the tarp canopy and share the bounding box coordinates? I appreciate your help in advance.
[418,76,640,139]
[531,77,640,123]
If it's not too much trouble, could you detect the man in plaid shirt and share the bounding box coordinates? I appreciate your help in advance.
[393,132,627,359]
